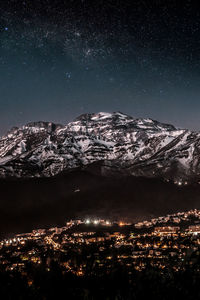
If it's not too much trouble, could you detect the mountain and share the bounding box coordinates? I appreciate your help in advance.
[1,111,200,183]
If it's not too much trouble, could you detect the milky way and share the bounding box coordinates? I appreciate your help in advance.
[1,0,200,134]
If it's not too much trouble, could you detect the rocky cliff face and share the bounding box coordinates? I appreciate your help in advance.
[0,112,200,182]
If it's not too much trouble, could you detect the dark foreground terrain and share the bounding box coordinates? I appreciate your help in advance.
[1,164,200,236]
[1,265,200,300]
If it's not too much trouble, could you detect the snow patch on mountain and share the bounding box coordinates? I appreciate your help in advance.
[0,112,200,182]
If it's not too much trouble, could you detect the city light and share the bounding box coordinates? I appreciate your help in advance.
[1,210,200,283]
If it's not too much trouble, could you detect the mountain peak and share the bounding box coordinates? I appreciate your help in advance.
[75,111,131,122]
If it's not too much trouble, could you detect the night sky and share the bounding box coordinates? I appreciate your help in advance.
[1,0,200,135]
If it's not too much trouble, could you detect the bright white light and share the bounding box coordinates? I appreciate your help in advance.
[85,219,90,224]
[106,221,110,225]
[93,220,99,225]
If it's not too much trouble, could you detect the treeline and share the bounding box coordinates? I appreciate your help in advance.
[1,263,200,299]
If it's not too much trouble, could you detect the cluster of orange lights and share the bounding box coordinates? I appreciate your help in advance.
[119,222,125,226]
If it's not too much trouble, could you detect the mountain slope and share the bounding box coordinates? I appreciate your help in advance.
[1,164,200,236]
[1,112,200,182]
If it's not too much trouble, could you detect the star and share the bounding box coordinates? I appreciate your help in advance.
[65,72,72,79]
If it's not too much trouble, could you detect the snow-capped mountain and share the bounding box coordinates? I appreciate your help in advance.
[0,112,200,182]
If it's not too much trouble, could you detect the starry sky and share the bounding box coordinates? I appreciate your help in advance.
[1,0,200,135]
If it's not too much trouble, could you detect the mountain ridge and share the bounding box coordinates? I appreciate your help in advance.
[0,111,200,183]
